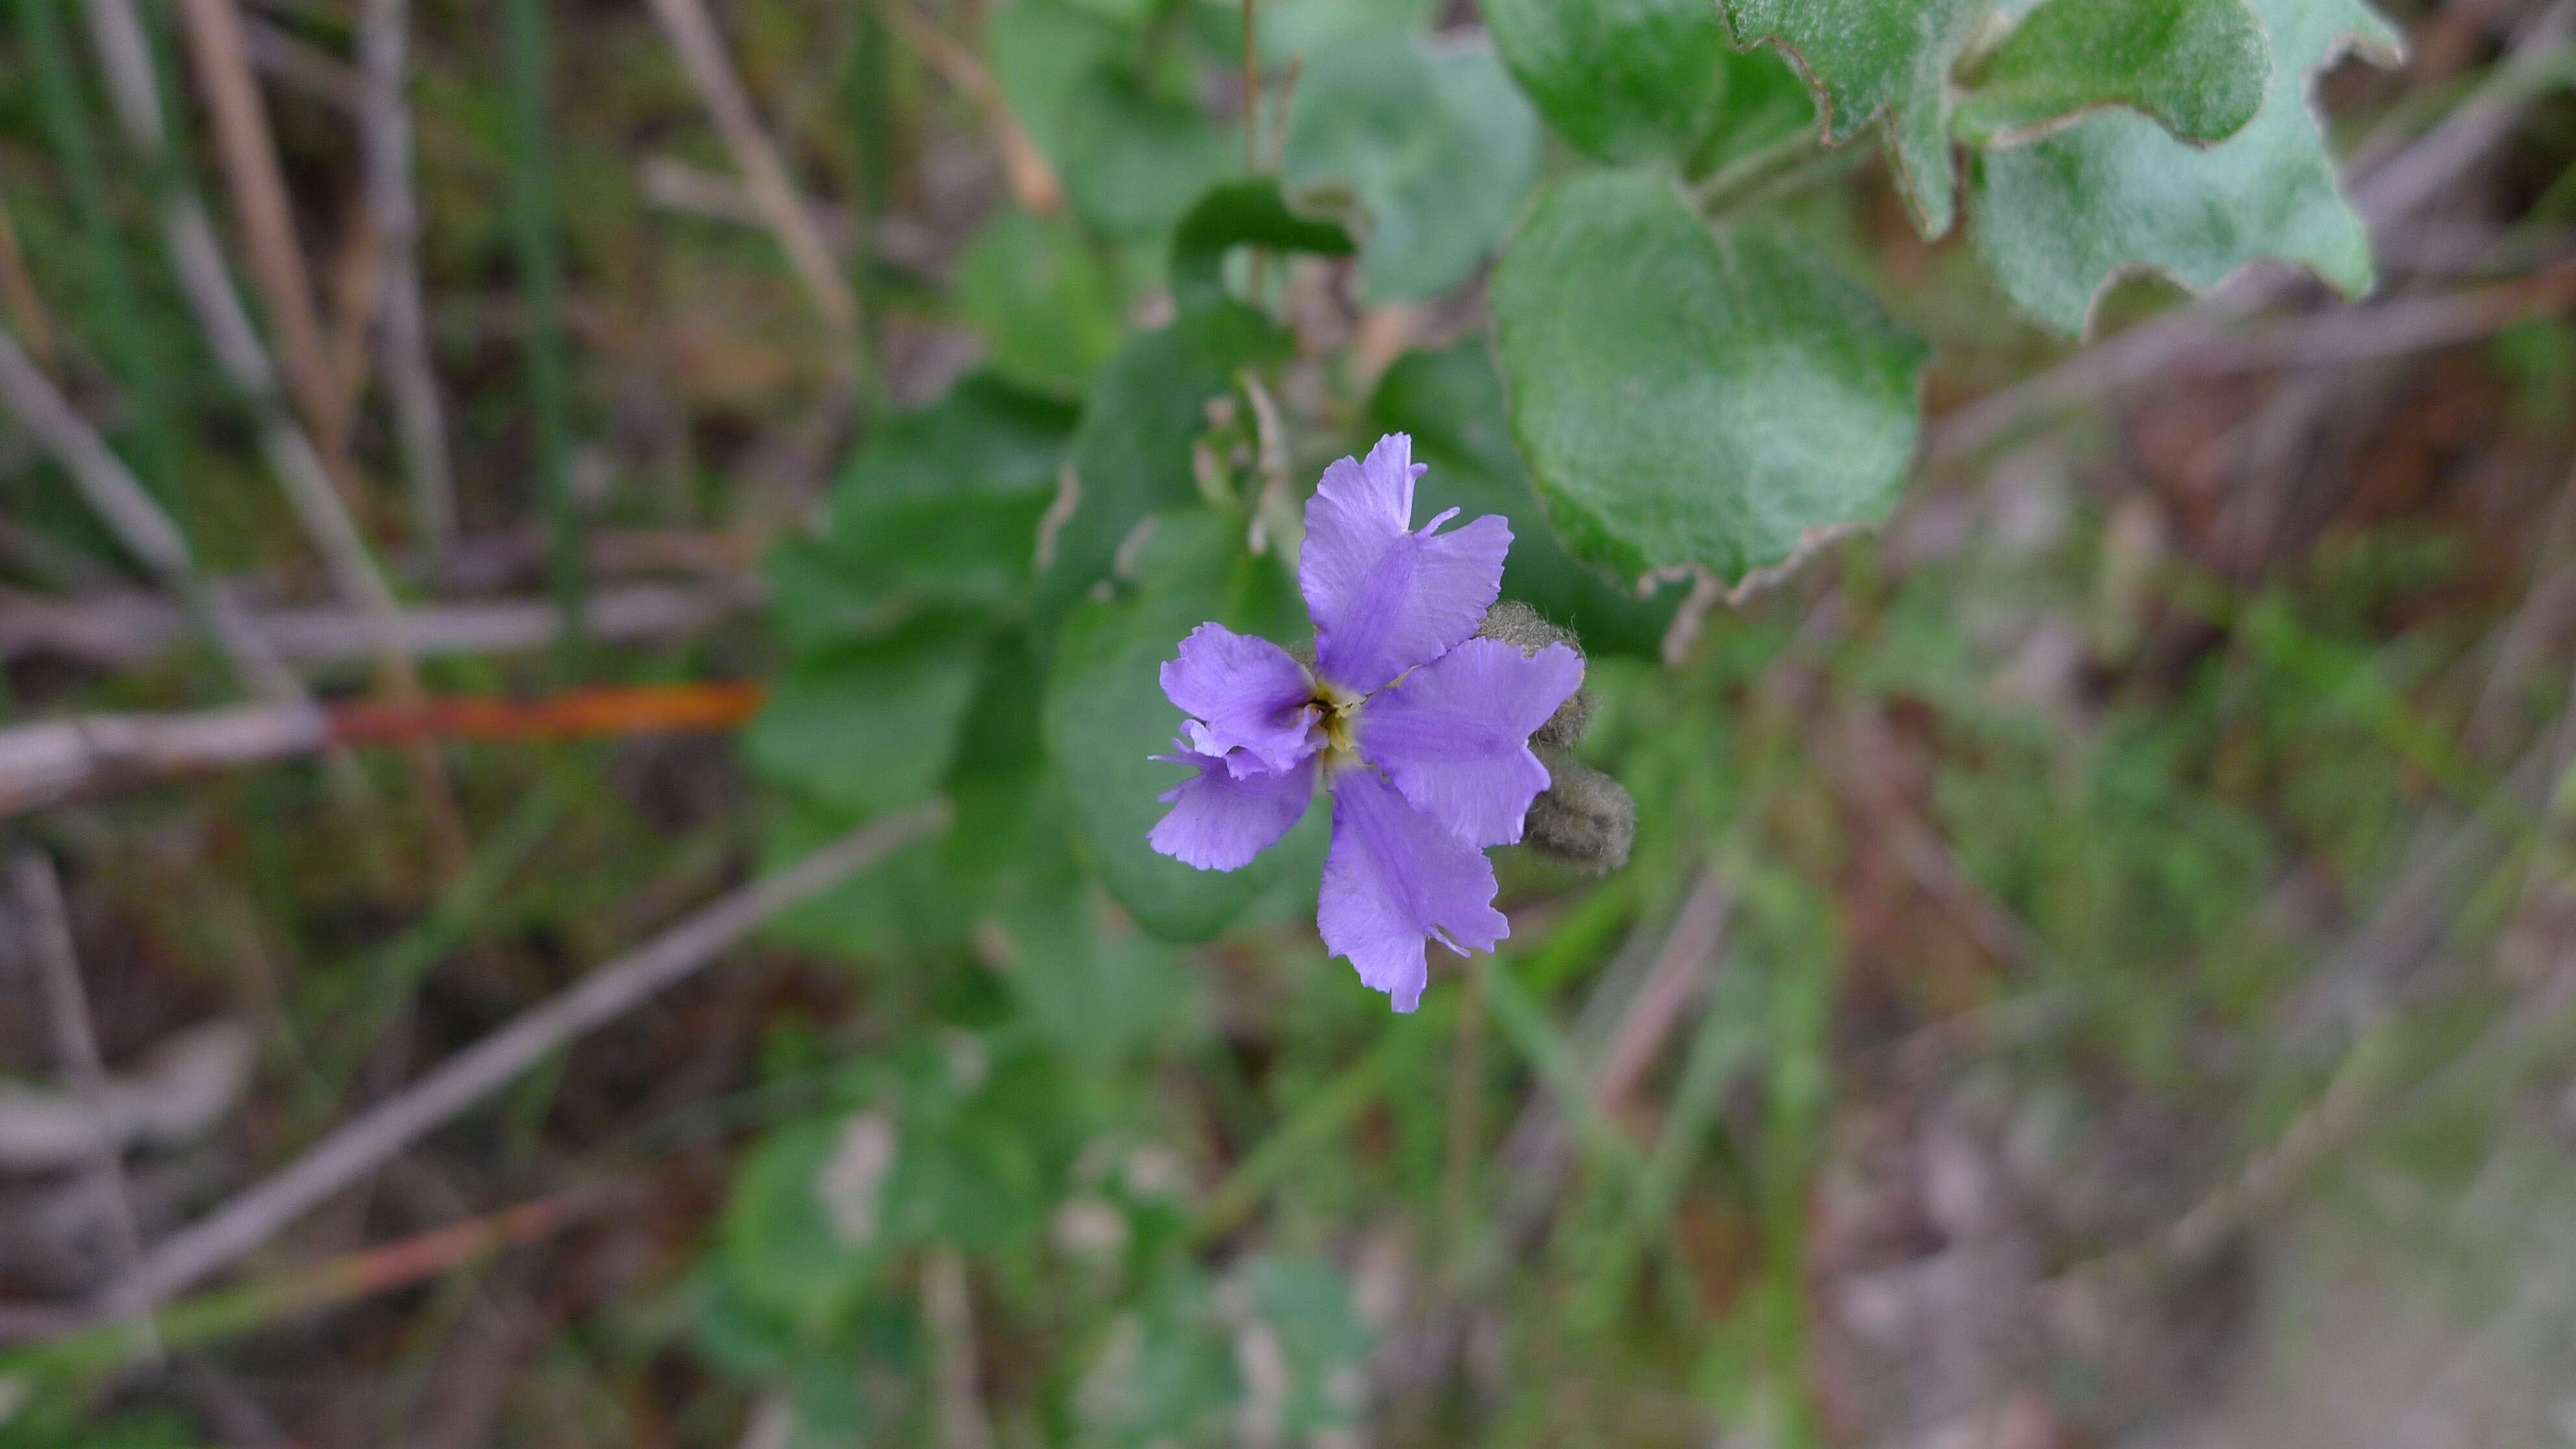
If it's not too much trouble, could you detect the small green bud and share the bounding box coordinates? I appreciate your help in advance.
[1478,601,1595,748]
[1524,750,1635,874]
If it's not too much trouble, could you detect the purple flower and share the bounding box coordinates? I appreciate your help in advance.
[1147,435,1583,1012]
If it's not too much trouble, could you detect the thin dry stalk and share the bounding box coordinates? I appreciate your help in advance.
[0,189,58,373]
[643,0,860,342]
[0,683,767,816]
[358,0,458,565]
[0,323,310,713]
[923,1250,996,1449]
[1592,871,1733,1116]
[242,11,367,114]
[97,805,949,1313]
[90,0,469,869]
[321,190,385,445]
[10,854,162,1359]
[174,0,347,468]
[0,579,754,672]
[880,3,1063,216]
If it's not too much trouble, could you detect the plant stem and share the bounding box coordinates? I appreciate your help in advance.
[1692,125,1853,221]
[502,0,588,667]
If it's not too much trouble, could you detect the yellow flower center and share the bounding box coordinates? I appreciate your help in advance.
[1314,682,1365,761]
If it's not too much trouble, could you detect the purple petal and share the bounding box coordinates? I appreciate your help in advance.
[1159,623,1321,774]
[1317,766,1507,1013]
[1355,638,1585,848]
[1148,743,1315,872]
[1301,436,1511,695]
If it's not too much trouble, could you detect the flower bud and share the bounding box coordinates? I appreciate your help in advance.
[1478,602,1596,747]
[1524,749,1635,874]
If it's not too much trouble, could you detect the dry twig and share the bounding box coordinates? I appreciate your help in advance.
[643,0,860,341]
[89,0,470,865]
[0,683,766,816]
[175,0,347,463]
[359,0,458,564]
[0,580,756,671]
[0,325,310,712]
[10,854,161,1357]
[879,3,1063,216]
[97,805,948,1313]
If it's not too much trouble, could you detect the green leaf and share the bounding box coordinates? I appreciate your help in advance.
[1718,0,1991,235]
[1075,1269,1239,1448]
[954,208,1123,396]
[1061,64,1239,238]
[757,791,958,958]
[1169,178,1356,311]
[1489,170,1927,586]
[762,632,1072,962]
[1239,1256,1374,1437]
[1484,0,1814,170]
[1043,302,1292,611]
[720,1117,893,1330]
[771,493,1053,654]
[745,617,986,816]
[992,874,1198,1062]
[1969,0,2401,334]
[1061,0,1159,23]
[1367,343,1681,657]
[991,0,1135,169]
[1248,0,1436,65]
[1279,36,1540,303]
[1044,511,1315,943]
[1954,0,2270,147]
[769,374,1076,655]
[828,372,1079,514]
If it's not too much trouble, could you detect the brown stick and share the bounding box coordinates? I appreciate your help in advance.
[0,326,310,711]
[174,0,345,467]
[11,854,162,1359]
[880,3,1063,216]
[97,805,948,1314]
[0,580,755,671]
[358,0,459,565]
[90,0,471,867]
[0,1183,626,1353]
[0,683,768,817]
[0,190,58,374]
[1591,871,1733,1117]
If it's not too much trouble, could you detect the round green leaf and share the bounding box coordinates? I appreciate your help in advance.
[1484,0,1813,170]
[1279,36,1539,303]
[1367,342,1681,657]
[1061,66,1239,238]
[1491,170,1927,586]
[1970,0,2401,334]
[955,209,1124,397]
[1953,0,2270,147]
[1718,0,1990,236]
[745,617,987,816]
